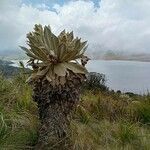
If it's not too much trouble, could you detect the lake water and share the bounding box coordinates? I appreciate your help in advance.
[11,60,150,94]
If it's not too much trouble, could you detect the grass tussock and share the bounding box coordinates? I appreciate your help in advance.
[0,74,38,149]
[72,90,150,150]
[0,73,150,149]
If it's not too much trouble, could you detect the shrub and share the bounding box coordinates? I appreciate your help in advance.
[83,72,109,91]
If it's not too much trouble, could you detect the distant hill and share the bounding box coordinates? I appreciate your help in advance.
[0,59,30,77]
[0,60,20,77]
[90,50,150,62]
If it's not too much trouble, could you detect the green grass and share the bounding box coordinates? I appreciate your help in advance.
[0,74,38,149]
[0,74,150,149]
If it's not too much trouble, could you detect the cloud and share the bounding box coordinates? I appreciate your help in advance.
[0,0,150,54]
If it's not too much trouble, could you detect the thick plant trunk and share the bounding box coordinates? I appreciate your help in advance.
[35,102,73,150]
[32,77,82,150]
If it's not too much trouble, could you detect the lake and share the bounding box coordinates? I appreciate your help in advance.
[11,60,150,94]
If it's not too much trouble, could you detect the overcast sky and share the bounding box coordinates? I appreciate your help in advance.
[0,0,150,54]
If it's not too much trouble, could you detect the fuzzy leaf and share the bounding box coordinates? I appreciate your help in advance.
[54,63,67,76]
[46,66,55,81]
[64,62,88,74]
[44,26,53,50]
[20,46,40,60]
[36,67,49,76]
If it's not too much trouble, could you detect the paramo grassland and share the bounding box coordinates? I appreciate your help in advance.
[0,71,149,150]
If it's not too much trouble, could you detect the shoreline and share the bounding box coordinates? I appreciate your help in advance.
[92,58,150,63]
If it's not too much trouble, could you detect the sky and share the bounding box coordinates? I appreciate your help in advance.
[0,0,150,55]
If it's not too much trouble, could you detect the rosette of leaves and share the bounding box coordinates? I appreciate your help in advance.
[20,24,88,86]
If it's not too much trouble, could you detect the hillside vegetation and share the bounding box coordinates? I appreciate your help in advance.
[0,72,149,150]
[0,60,23,78]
